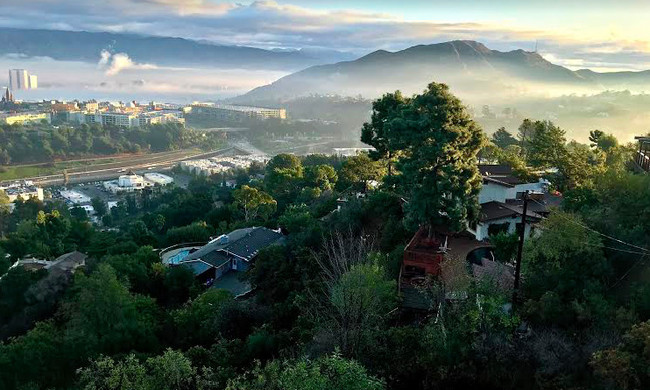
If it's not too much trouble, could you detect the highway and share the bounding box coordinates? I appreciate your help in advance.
[0,146,251,187]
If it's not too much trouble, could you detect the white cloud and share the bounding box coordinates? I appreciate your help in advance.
[98,50,157,76]
[98,50,111,67]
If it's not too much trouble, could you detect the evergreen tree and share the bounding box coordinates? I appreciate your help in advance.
[362,82,486,232]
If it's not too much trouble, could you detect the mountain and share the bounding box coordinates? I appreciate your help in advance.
[575,68,650,88]
[0,28,355,71]
[232,40,650,104]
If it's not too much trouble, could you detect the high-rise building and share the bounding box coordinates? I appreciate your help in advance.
[8,69,37,90]
[28,74,37,89]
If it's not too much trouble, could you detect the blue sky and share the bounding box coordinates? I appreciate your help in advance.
[1,0,649,71]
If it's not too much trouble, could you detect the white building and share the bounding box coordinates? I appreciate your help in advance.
[72,204,95,215]
[72,110,184,128]
[138,111,185,126]
[9,69,28,90]
[467,165,551,241]
[0,112,51,125]
[333,147,375,157]
[1,182,44,202]
[144,172,174,186]
[8,69,37,90]
[28,74,37,89]
[478,177,549,204]
[60,190,91,205]
[190,103,287,120]
[103,171,173,193]
[179,155,267,177]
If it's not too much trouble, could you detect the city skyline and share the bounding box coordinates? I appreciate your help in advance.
[0,1,648,72]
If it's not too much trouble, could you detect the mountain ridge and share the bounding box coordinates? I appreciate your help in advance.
[0,27,356,71]
[232,40,650,104]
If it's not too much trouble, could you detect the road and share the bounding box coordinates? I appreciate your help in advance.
[0,146,251,187]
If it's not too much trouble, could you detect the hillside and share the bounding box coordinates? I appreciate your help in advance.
[232,40,650,103]
[0,28,354,71]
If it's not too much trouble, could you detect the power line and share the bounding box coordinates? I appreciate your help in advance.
[579,241,650,256]
[529,198,650,254]
[525,198,648,291]
[609,253,646,290]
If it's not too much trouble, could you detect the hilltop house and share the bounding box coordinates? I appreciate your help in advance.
[468,164,552,240]
[398,164,557,311]
[166,227,284,294]
[7,251,87,274]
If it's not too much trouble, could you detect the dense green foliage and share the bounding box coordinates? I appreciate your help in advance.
[0,122,224,164]
[0,82,648,390]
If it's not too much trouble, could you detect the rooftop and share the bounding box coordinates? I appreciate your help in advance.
[480,201,543,223]
[505,192,563,215]
[47,251,87,272]
[479,164,525,186]
[183,227,283,264]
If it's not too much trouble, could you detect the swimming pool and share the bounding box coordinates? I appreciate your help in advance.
[168,249,190,265]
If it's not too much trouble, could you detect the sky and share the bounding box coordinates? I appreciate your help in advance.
[1,0,649,72]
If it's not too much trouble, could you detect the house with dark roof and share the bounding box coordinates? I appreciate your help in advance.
[470,200,543,240]
[171,226,284,285]
[46,251,87,272]
[478,164,549,204]
[9,251,87,273]
[468,164,555,241]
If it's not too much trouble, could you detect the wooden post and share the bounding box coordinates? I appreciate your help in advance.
[512,190,529,312]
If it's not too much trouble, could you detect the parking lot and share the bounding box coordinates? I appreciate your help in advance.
[48,169,193,207]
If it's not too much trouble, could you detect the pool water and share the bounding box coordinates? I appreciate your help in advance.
[169,250,190,265]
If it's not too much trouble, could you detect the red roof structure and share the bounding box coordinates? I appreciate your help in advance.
[403,227,447,276]
[400,227,497,311]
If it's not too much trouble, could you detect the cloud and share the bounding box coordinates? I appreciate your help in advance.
[98,50,157,76]
[0,0,650,71]
[98,50,111,67]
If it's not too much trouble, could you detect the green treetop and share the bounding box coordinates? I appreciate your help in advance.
[232,185,277,222]
[362,82,486,232]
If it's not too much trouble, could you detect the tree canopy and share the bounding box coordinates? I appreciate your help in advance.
[362,82,486,232]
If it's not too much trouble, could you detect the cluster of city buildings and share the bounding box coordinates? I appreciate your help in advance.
[103,171,174,193]
[2,70,288,128]
[52,100,186,128]
[179,155,267,177]
[1,88,186,127]
[1,98,289,127]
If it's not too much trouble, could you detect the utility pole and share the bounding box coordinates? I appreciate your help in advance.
[512,190,529,311]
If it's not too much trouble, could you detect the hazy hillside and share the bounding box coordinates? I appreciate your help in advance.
[0,28,355,71]
[233,40,650,103]
[575,68,650,89]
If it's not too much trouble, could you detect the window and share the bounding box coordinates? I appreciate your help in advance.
[488,222,510,236]
[515,222,525,235]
